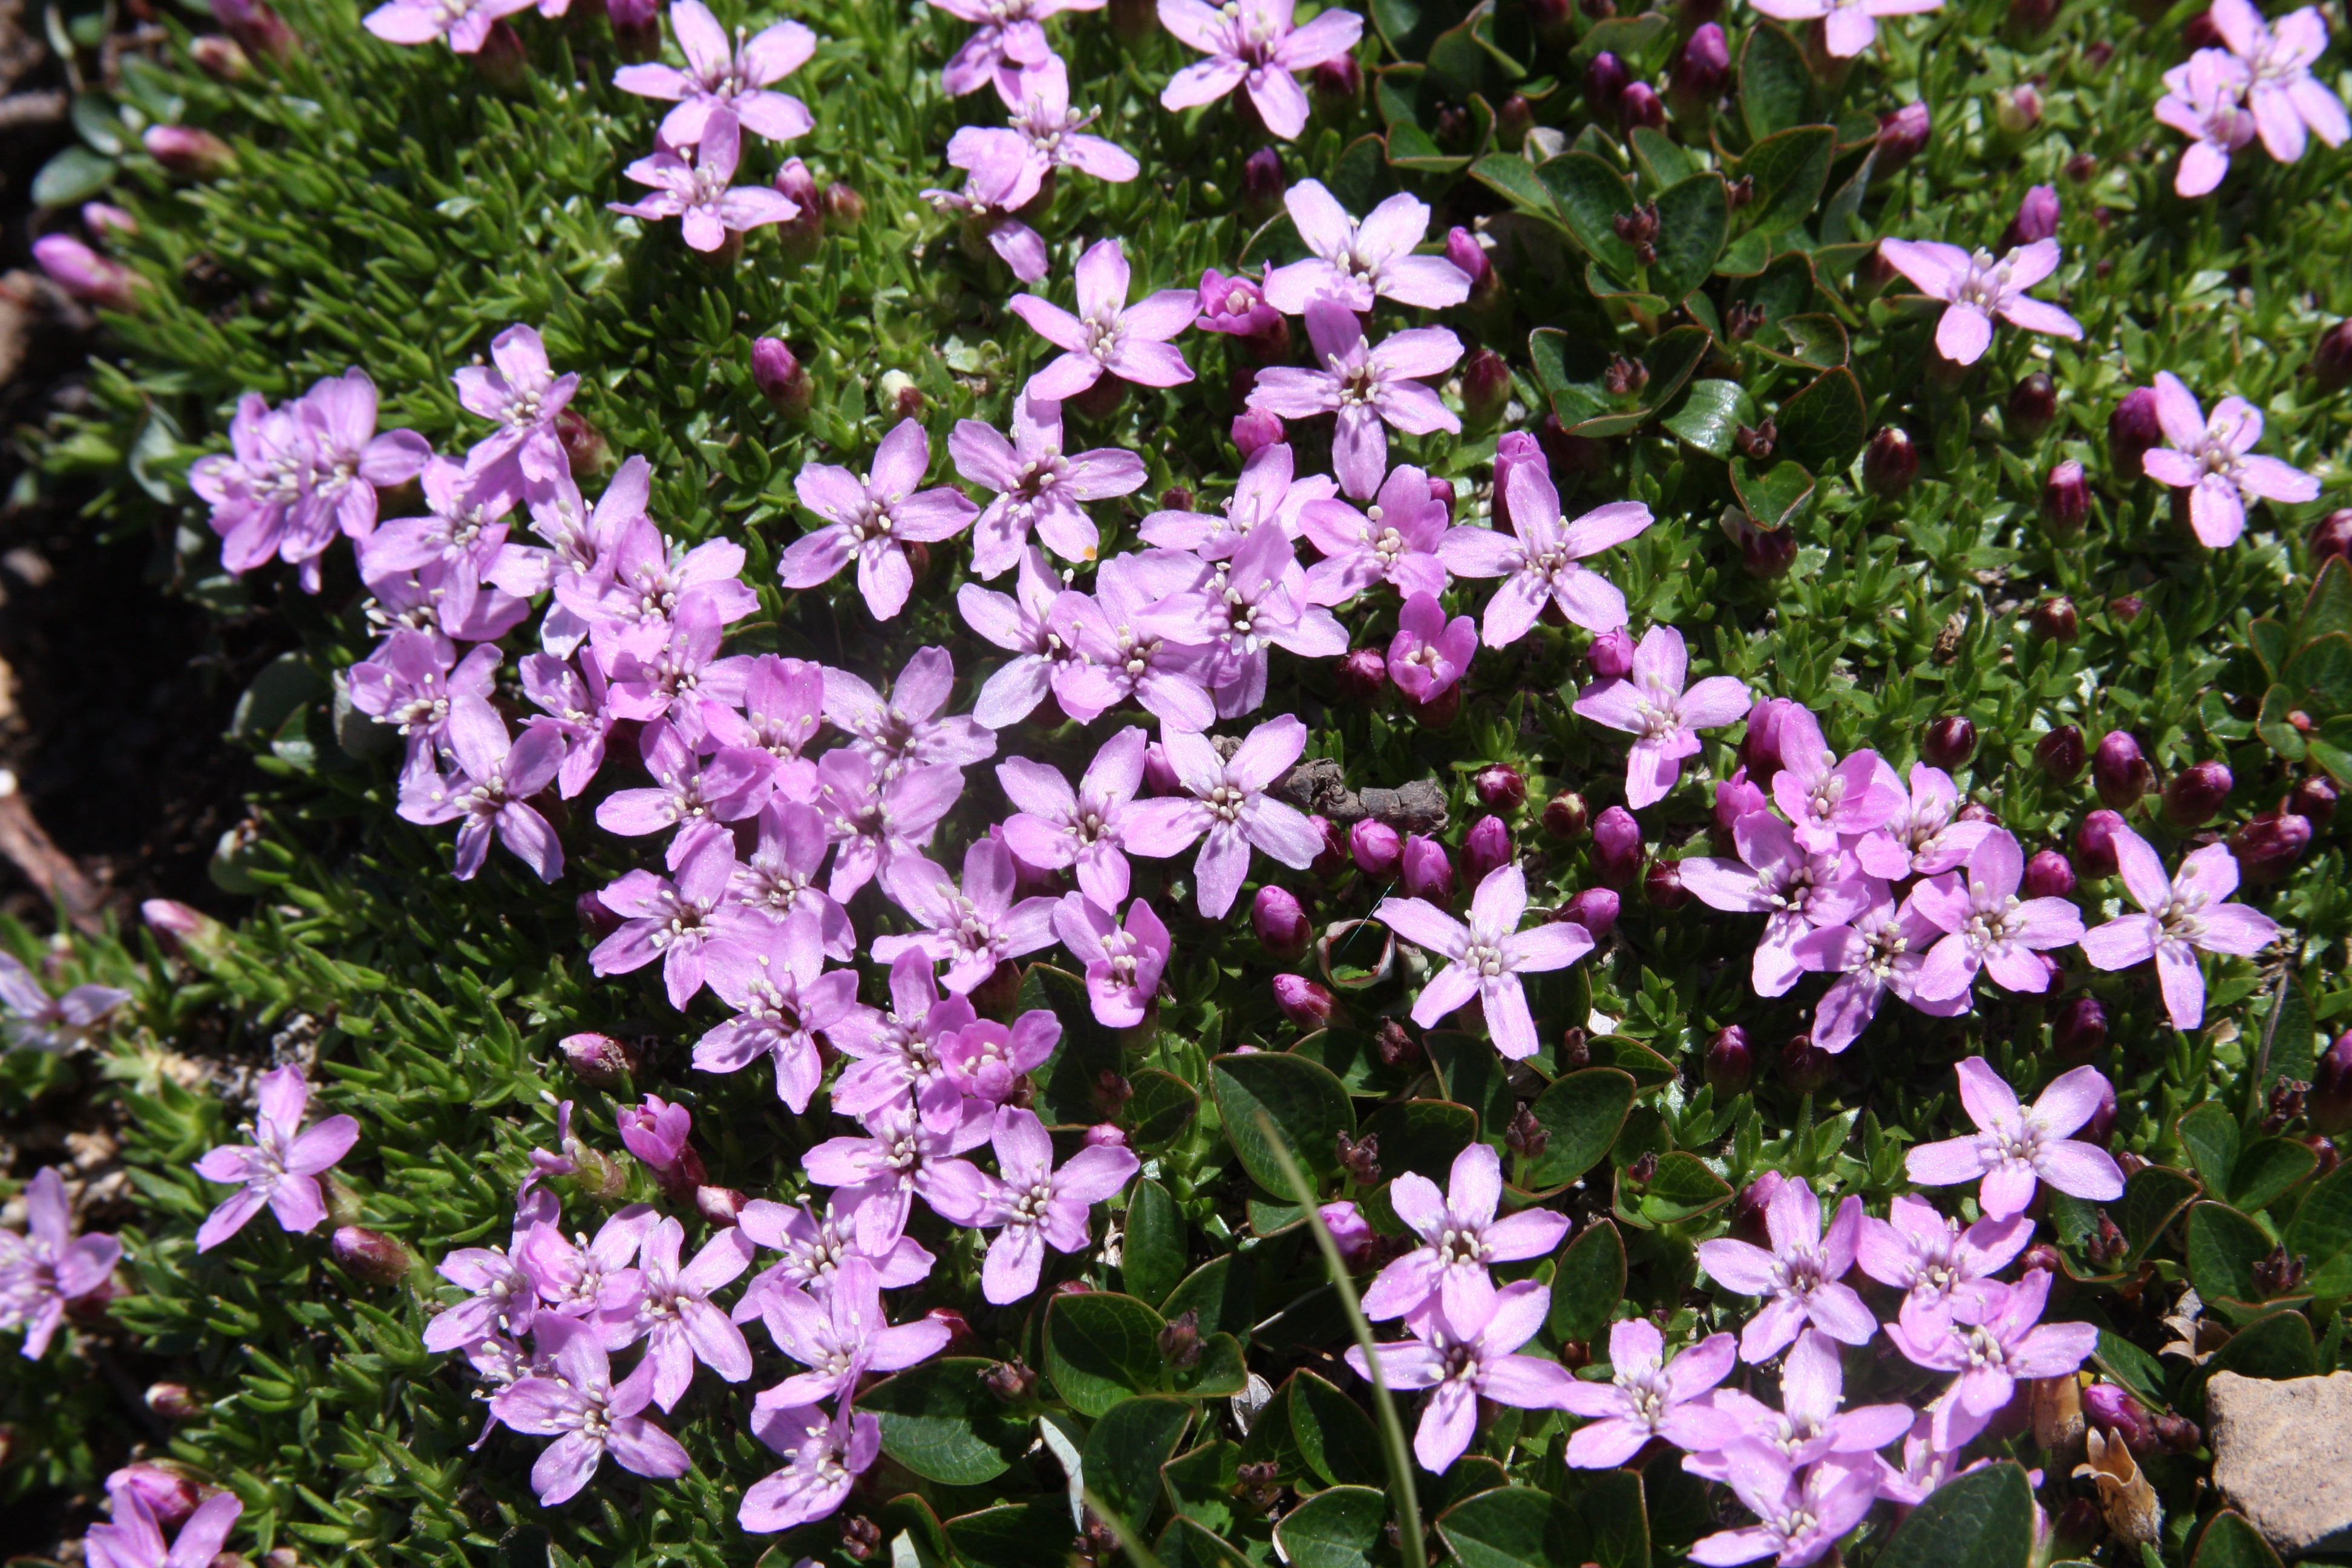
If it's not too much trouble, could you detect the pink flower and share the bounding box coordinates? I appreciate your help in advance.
[734,1194,936,1325]
[0,954,129,1054]
[704,655,826,796]
[803,1100,994,1250]
[1687,1445,1880,1567]
[593,720,776,846]
[1061,552,1222,731]
[950,58,1138,189]
[1121,716,1325,918]
[290,368,433,543]
[1572,625,1749,809]
[1344,1281,1579,1472]
[1157,0,1364,139]
[729,799,854,955]
[740,1397,880,1533]
[922,155,1049,283]
[1438,459,1650,646]
[0,1168,122,1359]
[626,1217,755,1410]
[1247,300,1461,500]
[616,1094,693,1172]
[971,1107,1140,1303]
[694,913,866,1111]
[1852,764,1991,880]
[30,233,140,310]
[825,953,969,1134]
[1053,895,1172,1027]
[1887,1269,2098,1450]
[1694,1180,1875,1363]
[1361,1143,1570,1325]
[611,0,815,146]
[823,645,997,778]
[950,394,1146,575]
[453,324,578,491]
[515,1207,656,1338]
[491,1316,690,1504]
[1792,890,1968,1053]
[2080,822,2281,1028]
[1262,181,1471,314]
[937,1008,1063,1108]
[1386,592,1476,702]
[753,1256,953,1406]
[1556,1317,1740,1467]
[1908,829,2086,1002]
[1140,439,1333,559]
[591,829,765,1008]
[1766,706,1905,853]
[927,0,1099,98]
[1186,522,1348,716]
[363,0,532,51]
[1877,237,2082,365]
[2138,371,2320,549]
[2207,0,2348,163]
[610,108,802,251]
[82,1475,242,1568]
[1195,268,1282,338]
[872,838,1060,992]
[1745,0,1941,58]
[958,550,1102,728]
[1687,1329,1915,1484]
[1010,238,1196,402]
[999,726,1152,907]
[1297,461,1452,606]
[1905,1057,2125,1218]
[1374,863,1595,1060]
[1679,814,1877,998]
[780,419,979,621]
[193,1065,361,1252]
[2158,49,2258,195]
[1855,1194,2031,1324]
[811,750,964,902]
[423,1214,541,1353]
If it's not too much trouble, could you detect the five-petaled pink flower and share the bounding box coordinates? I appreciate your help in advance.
[1157,0,1364,140]
[1687,1328,1915,1485]
[1766,705,1906,854]
[1344,1280,1579,1473]
[753,1255,954,1405]
[1745,0,1941,58]
[2080,821,2281,1028]
[81,1471,244,1568]
[1878,237,2082,365]
[1792,890,1967,1053]
[454,324,578,491]
[1687,1444,1881,1568]
[971,1106,1140,1302]
[610,108,804,252]
[1886,1268,2098,1450]
[2207,0,2348,163]
[1298,462,1452,606]
[1855,1194,2030,1325]
[694,912,866,1111]
[1052,894,1172,1027]
[1909,828,2086,1002]
[1572,625,1749,809]
[1361,1142,1570,1326]
[780,419,979,621]
[626,1216,756,1411]
[928,0,1100,99]
[193,1065,361,1252]
[364,0,532,53]
[1694,1180,1875,1362]
[612,0,815,147]
[1263,181,1471,315]
[1122,716,1325,918]
[999,727,1152,908]
[490,1315,691,1505]
[1010,238,1196,402]
[2138,371,2320,549]
[1247,300,1462,501]
[2158,50,2259,196]
[822,645,997,780]
[959,549,1110,728]
[0,1167,122,1358]
[740,1396,881,1534]
[592,829,763,1008]
[872,838,1060,993]
[1374,863,1595,1060]
[1904,1057,2126,1219]
[1438,460,1650,647]
[950,394,1146,576]
[1386,592,1476,702]
[1680,813,1875,999]
[1555,1316,1740,1468]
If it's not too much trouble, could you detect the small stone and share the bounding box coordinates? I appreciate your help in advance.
[2209,1371,2352,1555]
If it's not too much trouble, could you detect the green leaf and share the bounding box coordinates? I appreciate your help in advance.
[70,94,127,156]
[2121,1165,2201,1259]
[2229,1137,2316,1215]
[1775,368,1868,473]
[1549,1219,1626,1341]
[1427,1029,1515,1139]
[1126,1068,1200,1151]
[950,1500,1077,1568]
[1437,1486,1590,1568]
[1161,1441,1241,1534]
[1083,1397,1192,1524]
[1587,1034,1681,1089]
[2184,1201,2272,1305]
[1630,126,1696,189]
[860,1359,1034,1486]
[1173,1331,1250,1400]
[2203,1310,2316,1380]
[1155,1514,1257,1568]
[1756,314,1850,368]
[1469,154,1563,225]
[1739,22,1817,141]
[2285,1158,2352,1293]
[1716,227,1771,276]
[1536,152,1641,281]
[1730,457,1816,529]
[1624,1151,1734,1226]
[1737,126,1837,237]
[2260,979,2317,1094]
[2094,1328,2169,1406]
[1240,1375,1304,1474]
[1022,964,1125,1126]
[1581,1469,1649,1568]
[1649,174,1730,305]
[2192,1511,2287,1568]
[1046,1292,1168,1417]
[1210,1052,1357,1193]
[1361,1098,1478,1184]
[2286,632,2352,713]
[1124,1178,1187,1308]
[1521,1069,1638,1191]
[1274,1486,1388,1568]
[1662,379,1751,458]
[1873,1461,2035,1568]
[1162,1253,1256,1342]
[2304,557,2352,644]
[1290,1369,1384,1488]
[31,145,115,207]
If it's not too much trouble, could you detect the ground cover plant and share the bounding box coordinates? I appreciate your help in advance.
[6,0,2352,1561]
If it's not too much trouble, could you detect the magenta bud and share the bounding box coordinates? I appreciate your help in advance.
[1428,475,1456,511]
[1592,806,1642,888]
[108,1463,201,1529]
[2314,320,2352,394]
[81,202,138,238]
[2083,1078,2119,1145]
[1957,800,2000,825]
[1544,792,1590,840]
[1586,50,1630,114]
[1781,1034,1835,1094]
[2112,593,2146,623]
[2287,776,2337,832]
[1319,1199,1378,1266]
[2002,185,2062,250]
[2053,994,2108,1062]
[1337,645,1387,702]
[2311,510,2352,570]
[1350,818,1403,877]
[1740,521,1798,579]
[1730,1169,1782,1242]
[1922,717,1978,771]
[1876,101,1933,172]
[191,33,252,77]
[1274,973,1335,1030]
[2229,811,2313,884]
[331,1225,415,1285]
[617,1093,693,1170]
[2044,460,2090,537]
[214,0,298,57]
[1464,814,1514,883]
[1855,243,1900,297]
[2010,0,2063,34]
[1231,406,1284,457]
[1669,22,1730,105]
[773,158,825,259]
[141,897,209,941]
[2084,1384,2157,1450]
[2035,724,2087,782]
[1643,857,1690,910]
[1742,697,1800,777]
[1143,741,1183,795]
[1312,51,1362,113]
[559,1031,639,1085]
[1587,627,1635,679]
[1706,1025,1753,1094]
[2076,810,2127,877]
[1241,146,1285,226]
[145,1383,204,1421]
[609,0,661,54]
[1714,769,1770,835]
[1497,94,1535,150]
[1474,765,1527,811]
[2162,761,2233,828]
[752,337,811,419]
[1402,834,1455,903]
[2008,371,2059,441]
[2023,849,2077,898]
[2030,596,2079,644]
[1993,84,2042,134]
[1862,426,1919,497]
[2093,732,2153,810]
[822,181,864,229]
[555,408,608,476]
[1253,884,1313,958]
[143,125,237,178]
[696,1185,748,1224]
[2313,1032,2352,1133]
[2111,387,2163,480]
[1494,430,1545,534]
[1616,80,1666,134]
[1084,1122,1129,1148]
[1462,348,1512,426]
[1446,227,1500,308]
[31,234,139,310]
[1559,887,1619,939]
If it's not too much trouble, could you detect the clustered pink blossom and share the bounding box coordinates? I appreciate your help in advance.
[2156,0,2347,192]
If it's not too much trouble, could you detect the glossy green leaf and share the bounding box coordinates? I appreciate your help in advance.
[1520,1069,1638,1191]
[1537,152,1642,281]
[1083,1397,1192,1525]
[1649,174,1730,305]
[2192,1511,2287,1568]
[1730,457,1816,529]
[1290,1369,1384,1488]
[1623,1151,1734,1226]
[2287,1158,2352,1292]
[1759,313,1850,368]
[1211,1051,1357,1193]
[1582,1468,1648,1568]
[1124,1178,1186,1308]
[1662,379,1751,458]
[1874,1461,2034,1568]
[860,1358,1034,1486]
[1738,125,1836,236]
[1775,367,1868,472]
[1739,22,1817,141]
[1171,1332,1250,1400]
[1124,1068,1199,1151]
[2229,1137,2316,1215]
[1437,1486,1590,1568]
[32,146,116,208]
[1045,1291,1167,1417]
[2121,1165,2201,1258]
[2184,1201,2272,1305]
[2203,1309,2316,1380]
[1549,1218,1627,1341]
[1161,1440,1241,1534]
[948,1500,1074,1568]
[1161,1253,1256,1342]
[1274,1485,1388,1568]
[1361,1097,1478,1184]
[1022,964,1124,1126]
[2178,1100,2241,1192]
[1630,126,1696,189]
[1469,153,1563,224]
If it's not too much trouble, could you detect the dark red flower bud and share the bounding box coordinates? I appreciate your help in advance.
[1446,227,1497,307]
[2024,849,2077,898]
[332,1226,416,1285]
[1544,791,1591,840]
[2311,1031,2352,1133]
[471,19,528,91]
[1957,800,1999,824]
[1253,886,1312,958]
[1475,765,1527,811]
[2286,775,2337,832]
[1586,50,1630,114]
[1643,857,1690,910]
[2053,994,2108,1062]
[2110,387,2163,480]
[577,890,624,941]
[2111,593,2145,622]
[773,158,825,260]
[1336,645,1387,701]
[1309,814,1350,879]
[1559,887,1619,939]
[1504,1101,1548,1159]
[1993,84,2042,134]
[1496,94,1535,150]
[1274,974,1335,1030]
[146,1383,204,1420]
[2036,724,2087,782]
[1780,1034,1834,1094]
[1922,716,1978,770]
[823,180,865,227]
[2043,460,2090,537]
[1374,1018,1422,1068]
[1462,348,1512,426]
[1402,834,1455,903]
[1855,243,1900,296]
[2029,596,2079,642]
[1312,51,1362,115]
[1241,146,1285,227]
[1669,23,1730,108]
[2162,761,2233,828]
[609,0,661,56]
[1593,806,1642,887]
[1730,1171,1783,1243]
[2002,185,2062,250]
[1706,1025,1753,1094]
[111,1463,201,1528]
[1862,427,1919,497]
[697,1185,749,1224]
[1618,80,1667,133]
[2008,371,2059,440]
[2311,509,2352,570]
[2076,809,2126,877]
[2155,1413,2201,1454]
[1741,523,1798,579]
[1410,682,1462,728]
[1876,102,1932,172]
[2311,319,2352,394]
[2184,6,2223,45]
[2227,811,2312,884]
[2093,732,2153,810]
[752,337,811,419]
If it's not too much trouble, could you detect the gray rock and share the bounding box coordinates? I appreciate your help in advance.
[1267,759,1449,832]
[2209,1369,2352,1555]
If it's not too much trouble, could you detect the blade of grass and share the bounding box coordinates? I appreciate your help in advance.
[1253,1108,1426,1568]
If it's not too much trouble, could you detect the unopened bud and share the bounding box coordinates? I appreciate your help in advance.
[559,1031,639,1085]
[1241,146,1285,227]
[2228,811,2312,884]
[2035,724,2087,782]
[609,0,661,56]
[1319,1200,1377,1266]
[191,33,252,77]
[2023,849,2076,898]
[1464,815,1514,883]
[1308,814,1349,878]
[2311,1032,2352,1133]
[1668,22,1730,108]
[1593,806,1642,887]
[1084,1122,1128,1148]
[1862,427,1919,497]
[2111,387,2163,479]
[1474,765,1527,811]
[1706,1025,1753,1094]
[2314,319,2352,395]
[471,19,528,90]
[146,1383,204,1420]
[2076,809,2126,877]
[1617,80,1666,134]
[752,337,812,419]
[1780,1034,1834,1094]
[1504,1102,1548,1160]
[1462,348,1512,426]
[1495,94,1534,150]
[2009,0,2062,34]
[1922,716,1978,770]
[823,181,864,228]
[1543,791,1590,840]
[144,125,237,178]
[2008,371,2058,441]
[1231,406,1284,458]
[2286,775,2337,832]
[2162,761,2233,828]
[1586,50,1630,114]
[2155,1413,2201,1454]
[1993,84,2043,135]
[1642,857,1689,910]
[1731,1170,1783,1243]
[1446,226,1497,305]
[30,235,139,310]
[331,1225,416,1285]
[2002,185,2062,251]
[1350,818,1402,877]
[1876,102,1932,173]
[578,890,624,941]
[2051,995,2107,1062]
[1273,975,1334,1030]
[2043,460,2089,537]
[1311,51,1361,115]
[1252,885,1312,958]
[1741,522,1798,580]
[773,158,825,260]
[2028,596,2079,642]
[1401,834,1455,903]
[554,408,607,476]
[1558,887,1618,939]
[1337,645,1387,702]
[215,0,298,58]
[695,1184,748,1225]
[109,1462,201,1528]
[1587,627,1635,679]
[2092,733,2152,811]
[2083,1383,2155,1450]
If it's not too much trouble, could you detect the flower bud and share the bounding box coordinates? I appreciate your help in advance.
[1585,627,1635,679]
[2092,732,2152,811]
[31,234,139,310]
[1957,800,1999,825]
[1231,406,1284,458]
[1402,834,1455,903]
[1273,974,1334,1030]
[2042,459,2089,537]
[1922,716,1978,771]
[2023,849,2076,898]
[751,337,811,419]
[1446,226,1498,304]
[1780,1034,1834,1094]
[609,0,661,56]
[1350,818,1403,877]
[1143,742,1183,795]
[472,15,529,87]
[2007,371,2058,441]
[1586,50,1629,114]
[983,1357,1039,1401]
[1253,884,1312,958]
[2002,185,2062,250]
[1241,146,1285,227]
[1544,792,1590,840]
[1312,51,1362,116]
[2311,510,2352,570]
[1618,80,1667,134]
[82,202,137,238]
[2161,761,2233,828]
[2083,1078,2119,1145]
[1730,1170,1783,1243]
[2035,724,2086,782]
[1374,1017,1421,1067]
[1742,697,1800,777]
[1319,1200,1378,1267]
[2314,319,2352,394]
[1861,426,1919,497]
[332,1225,416,1285]
[2155,1413,2201,1454]
[214,0,298,57]
[142,897,223,959]
[2227,811,2312,884]
[1876,102,1933,173]
[969,958,1021,1019]
[555,408,608,475]
[2311,1032,2352,1133]
[1495,94,1534,151]
[559,1030,639,1085]
[2110,387,2162,479]
[1670,24,1730,109]
[191,33,252,77]
[2112,593,2146,622]
[1740,522,1797,579]
[2009,0,2062,35]
[1462,348,1512,426]
[1993,84,2042,135]
[1310,814,1350,878]
[1558,887,1619,939]
[1083,1122,1130,1151]
[1335,645,1387,702]
[1713,772,1769,842]
[823,180,865,227]
[1428,474,1455,511]
[1410,681,1462,728]
[1464,815,1514,883]
[1474,765,1527,811]
[617,1093,693,1170]
[146,1383,204,1420]
[2286,775,2337,832]
[2083,1384,2157,1451]
[2052,994,2108,1062]
[109,1463,201,1528]
[697,1184,749,1224]
[1705,1025,1753,1094]
[770,158,825,260]
[2028,596,2078,642]
[1593,806,1642,887]
[2076,809,2126,877]
[1527,0,1571,28]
